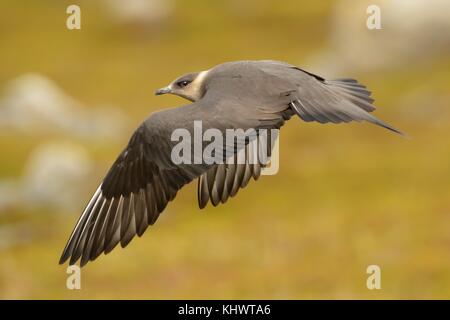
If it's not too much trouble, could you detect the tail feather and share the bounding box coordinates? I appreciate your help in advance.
[325,79,375,112]
[326,78,404,136]
[290,76,405,136]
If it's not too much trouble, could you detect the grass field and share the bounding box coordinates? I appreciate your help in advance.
[0,0,449,299]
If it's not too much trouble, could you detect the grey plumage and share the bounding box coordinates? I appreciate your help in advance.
[60,60,402,266]
[198,139,267,209]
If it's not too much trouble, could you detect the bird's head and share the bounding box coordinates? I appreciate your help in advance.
[155,70,209,102]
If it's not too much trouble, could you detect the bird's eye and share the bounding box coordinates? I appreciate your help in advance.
[177,80,190,87]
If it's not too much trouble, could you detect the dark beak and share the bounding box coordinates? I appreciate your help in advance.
[155,86,171,96]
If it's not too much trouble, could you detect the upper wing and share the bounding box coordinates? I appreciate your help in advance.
[255,60,403,135]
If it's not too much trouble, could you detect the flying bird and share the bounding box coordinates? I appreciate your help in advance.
[59,60,402,266]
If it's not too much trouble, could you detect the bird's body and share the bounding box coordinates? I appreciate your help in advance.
[60,60,402,266]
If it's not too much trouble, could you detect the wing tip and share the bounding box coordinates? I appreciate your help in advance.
[58,256,68,265]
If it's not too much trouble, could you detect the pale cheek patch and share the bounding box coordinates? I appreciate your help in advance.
[190,70,209,100]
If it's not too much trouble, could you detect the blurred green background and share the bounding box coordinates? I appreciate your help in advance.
[0,0,449,299]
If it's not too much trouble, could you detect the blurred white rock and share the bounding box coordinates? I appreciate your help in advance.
[0,142,94,212]
[21,142,93,209]
[104,0,173,27]
[0,73,129,139]
[311,0,450,74]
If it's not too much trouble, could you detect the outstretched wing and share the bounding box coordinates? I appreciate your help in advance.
[255,60,403,135]
[59,116,209,266]
[59,93,282,266]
